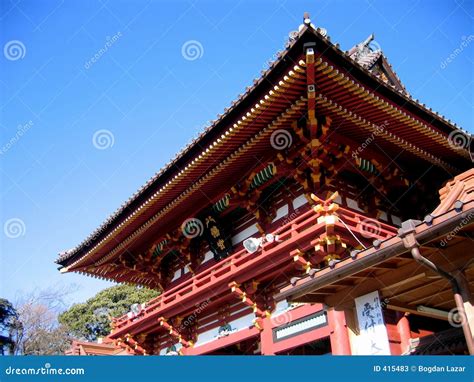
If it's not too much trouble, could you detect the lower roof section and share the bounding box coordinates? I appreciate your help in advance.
[277,168,474,310]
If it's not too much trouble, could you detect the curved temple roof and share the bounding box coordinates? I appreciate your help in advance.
[56,14,472,275]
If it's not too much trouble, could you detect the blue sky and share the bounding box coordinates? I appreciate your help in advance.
[1,0,473,306]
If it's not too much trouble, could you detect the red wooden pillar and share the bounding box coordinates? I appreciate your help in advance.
[260,317,275,355]
[397,313,411,355]
[328,309,351,355]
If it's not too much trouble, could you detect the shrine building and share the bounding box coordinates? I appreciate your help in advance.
[58,14,473,356]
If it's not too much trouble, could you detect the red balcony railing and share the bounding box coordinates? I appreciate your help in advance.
[109,204,397,338]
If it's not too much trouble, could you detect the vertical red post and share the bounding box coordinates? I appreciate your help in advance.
[397,313,411,355]
[305,44,318,142]
[260,317,275,355]
[328,309,351,355]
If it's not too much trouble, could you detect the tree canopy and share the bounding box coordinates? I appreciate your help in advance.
[0,298,22,355]
[59,284,159,341]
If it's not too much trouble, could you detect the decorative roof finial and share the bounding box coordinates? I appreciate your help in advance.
[347,33,381,63]
[303,12,311,25]
[361,33,375,48]
[299,11,317,32]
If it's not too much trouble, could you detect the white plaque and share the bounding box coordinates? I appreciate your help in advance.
[354,291,391,355]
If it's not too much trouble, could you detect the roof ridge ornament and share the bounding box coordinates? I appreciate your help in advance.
[348,33,381,67]
[298,11,317,32]
[362,33,376,48]
[303,12,311,25]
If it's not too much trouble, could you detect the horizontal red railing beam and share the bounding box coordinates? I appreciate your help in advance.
[109,205,397,339]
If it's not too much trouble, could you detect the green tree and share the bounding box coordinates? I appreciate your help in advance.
[0,298,22,355]
[59,285,158,341]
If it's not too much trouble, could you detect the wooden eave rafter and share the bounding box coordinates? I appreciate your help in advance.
[304,56,470,165]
